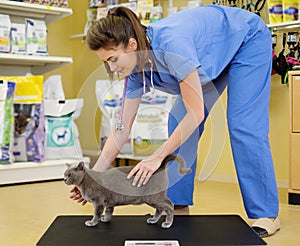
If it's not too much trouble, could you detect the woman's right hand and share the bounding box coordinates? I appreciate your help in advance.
[70,186,87,206]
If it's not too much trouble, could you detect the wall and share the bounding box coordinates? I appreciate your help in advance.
[48,0,289,186]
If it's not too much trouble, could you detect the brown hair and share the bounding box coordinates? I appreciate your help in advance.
[86,6,150,77]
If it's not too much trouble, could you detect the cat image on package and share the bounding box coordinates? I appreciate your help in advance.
[64,154,191,228]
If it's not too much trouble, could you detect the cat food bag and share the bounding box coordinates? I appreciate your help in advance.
[25,19,48,56]
[132,92,176,156]
[0,14,11,53]
[11,23,26,55]
[0,75,45,162]
[95,79,132,156]
[44,99,83,160]
[0,80,15,164]
[267,0,283,24]
[282,0,299,22]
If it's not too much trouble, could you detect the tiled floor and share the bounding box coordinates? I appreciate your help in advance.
[1,179,300,245]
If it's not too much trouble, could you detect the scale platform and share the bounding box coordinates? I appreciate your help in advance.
[37,215,266,246]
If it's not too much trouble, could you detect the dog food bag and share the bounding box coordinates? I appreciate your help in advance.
[25,19,48,56]
[282,0,299,22]
[0,75,45,162]
[0,14,11,53]
[44,99,83,160]
[11,23,26,55]
[0,80,15,164]
[267,0,283,24]
[96,79,132,156]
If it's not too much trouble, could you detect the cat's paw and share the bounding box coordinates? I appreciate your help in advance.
[161,221,172,229]
[147,217,159,224]
[100,215,111,223]
[85,220,98,227]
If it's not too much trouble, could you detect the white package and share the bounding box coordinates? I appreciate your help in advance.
[44,99,83,160]
[0,14,11,53]
[26,19,48,56]
[11,23,26,55]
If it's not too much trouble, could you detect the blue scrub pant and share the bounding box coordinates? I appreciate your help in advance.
[167,27,279,219]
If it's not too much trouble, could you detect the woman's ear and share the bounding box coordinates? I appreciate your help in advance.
[127,38,138,51]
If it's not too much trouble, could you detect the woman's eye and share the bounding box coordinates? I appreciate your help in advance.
[111,57,118,63]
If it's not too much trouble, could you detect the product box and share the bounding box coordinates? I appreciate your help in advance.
[137,0,153,25]
[25,19,48,56]
[267,0,283,24]
[282,0,299,22]
[0,14,11,53]
[11,23,26,55]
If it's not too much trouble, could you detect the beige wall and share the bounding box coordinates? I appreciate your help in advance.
[47,0,289,185]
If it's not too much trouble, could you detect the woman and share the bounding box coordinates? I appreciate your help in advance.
[71,5,280,237]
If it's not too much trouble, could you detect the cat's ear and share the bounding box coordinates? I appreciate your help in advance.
[66,163,72,168]
[77,161,85,171]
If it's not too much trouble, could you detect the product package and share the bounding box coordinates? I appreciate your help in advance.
[44,99,83,160]
[0,14,11,53]
[132,92,176,156]
[96,79,132,155]
[0,80,15,164]
[11,23,26,55]
[0,76,45,162]
[268,0,283,24]
[282,0,299,22]
[25,19,48,56]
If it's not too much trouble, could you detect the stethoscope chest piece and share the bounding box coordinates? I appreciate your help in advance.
[115,120,125,131]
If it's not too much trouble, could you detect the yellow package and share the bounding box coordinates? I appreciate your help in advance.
[0,76,43,103]
[268,0,283,24]
[283,0,299,22]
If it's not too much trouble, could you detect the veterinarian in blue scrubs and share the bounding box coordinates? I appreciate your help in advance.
[72,4,280,237]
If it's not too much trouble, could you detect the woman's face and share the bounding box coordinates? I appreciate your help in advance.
[96,38,138,77]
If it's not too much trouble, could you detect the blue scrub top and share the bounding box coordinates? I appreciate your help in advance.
[126,5,268,99]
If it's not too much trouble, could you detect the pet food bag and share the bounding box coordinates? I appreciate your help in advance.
[44,99,83,160]
[1,76,45,162]
[0,80,15,164]
[25,18,48,56]
[267,0,283,24]
[132,92,176,156]
[95,79,132,156]
[11,23,26,55]
[282,0,299,22]
[0,14,11,53]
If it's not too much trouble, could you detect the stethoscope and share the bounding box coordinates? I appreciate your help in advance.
[115,59,156,131]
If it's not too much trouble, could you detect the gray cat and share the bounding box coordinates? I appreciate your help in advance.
[64,153,191,229]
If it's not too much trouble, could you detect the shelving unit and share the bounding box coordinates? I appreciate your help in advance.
[0,157,90,185]
[0,1,89,185]
[0,0,72,24]
[0,1,73,76]
[267,20,300,29]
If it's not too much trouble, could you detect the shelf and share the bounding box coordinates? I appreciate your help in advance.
[0,0,72,24]
[0,1,73,75]
[0,53,73,75]
[267,20,300,30]
[0,157,90,185]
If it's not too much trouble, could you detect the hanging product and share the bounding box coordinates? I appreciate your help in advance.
[267,0,283,24]
[282,0,299,22]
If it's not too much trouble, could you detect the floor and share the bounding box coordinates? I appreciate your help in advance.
[1,179,300,246]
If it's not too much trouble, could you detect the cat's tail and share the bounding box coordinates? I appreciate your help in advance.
[161,153,192,175]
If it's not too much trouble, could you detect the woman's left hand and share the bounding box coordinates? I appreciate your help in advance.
[127,157,163,187]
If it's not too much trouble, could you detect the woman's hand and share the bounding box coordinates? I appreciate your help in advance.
[70,186,87,206]
[127,157,163,187]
